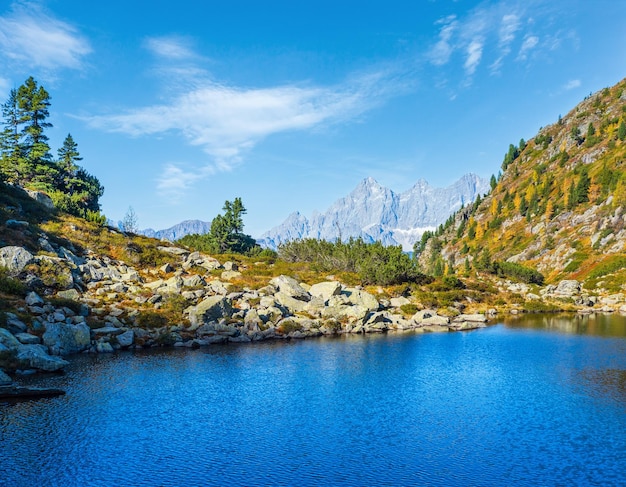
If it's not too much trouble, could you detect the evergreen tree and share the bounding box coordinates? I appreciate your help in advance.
[0,89,25,183]
[618,120,626,141]
[17,77,53,182]
[56,133,82,190]
[575,166,591,204]
[490,174,497,190]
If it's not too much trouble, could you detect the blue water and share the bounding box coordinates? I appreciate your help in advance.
[1,314,625,487]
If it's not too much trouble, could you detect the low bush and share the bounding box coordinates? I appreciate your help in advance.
[0,267,26,296]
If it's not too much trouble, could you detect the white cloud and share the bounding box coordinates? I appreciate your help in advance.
[0,2,91,70]
[464,38,484,76]
[156,164,213,200]
[144,36,196,60]
[517,35,539,60]
[491,13,520,73]
[87,67,405,199]
[430,15,457,66]
[563,79,581,91]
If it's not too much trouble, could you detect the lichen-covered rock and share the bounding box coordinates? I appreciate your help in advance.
[188,296,234,326]
[309,281,342,301]
[0,369,12,385]
[42,322,91,355]
[344,288,379,312]
[0,246,34,276]
[270,275,310,301]
[16,345,69,371]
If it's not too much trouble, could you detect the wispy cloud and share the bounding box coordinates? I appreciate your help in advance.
[0,1,91,70]
[86,55,407,199]
[464,39,484,76]
[144,35,197,60]
[517,34,539,61]
[427,1,567,83]
[563,79,581,91]
[430,15,457,66]
[491,13,520,73]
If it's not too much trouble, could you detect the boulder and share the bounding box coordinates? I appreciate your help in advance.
[275,292,309,314]
[0,246,34,275]
[188,296,234,326]
[4,313,27,334]
[221,270,242,281]
[25,189,54,208]
[117,330,135,348]
[344,288,379,312]
[42,322,91,355]
[389,296,411,308]
[56,289,80,301]
[270,275,311,301]
[0,369,12,386]
[15,333,41,345]
[452,314,487,323]
[309,282,342,301]
[554,280,581,297]
[16,345,69,371]
[0,328,21,350]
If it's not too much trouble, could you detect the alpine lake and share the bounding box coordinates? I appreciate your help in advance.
[1,313,625,487]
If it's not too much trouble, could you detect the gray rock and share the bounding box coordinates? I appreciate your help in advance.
[4,313,27,334]
[96,341,114,353]
[42,322,91,355]
[221,270,242,281]
[270,275,310,301]
[0,328,21,350]
[0,369,12,385]
[56,289,80,301]
[275,292,309,313]
[92,326,123,336]
[25,189,54,208]
[223,261,238,271]
[344,288,379,312]
[26,291,44,306]
[554,280,581,297]
[15,333,41,345]
[389,296,411,308]
[6,219,29,228]
[188,296,234,326]
[157,246,189,256]
[452,313,487,323]
[16,345,69,371]
[309,281,342,301]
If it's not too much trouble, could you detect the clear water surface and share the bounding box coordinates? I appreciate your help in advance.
[1,313,625,487]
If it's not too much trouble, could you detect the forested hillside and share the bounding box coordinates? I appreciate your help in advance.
[0,77,104,222]
[419,78,626,292]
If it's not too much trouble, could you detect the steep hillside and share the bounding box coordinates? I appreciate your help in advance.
[259,173,489,250]
[423,78,626,291]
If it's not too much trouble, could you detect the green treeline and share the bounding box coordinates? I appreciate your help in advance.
[278,238,428,286]
[0,76,104,222]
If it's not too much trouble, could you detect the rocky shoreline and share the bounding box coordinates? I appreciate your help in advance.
[1,242,625,389]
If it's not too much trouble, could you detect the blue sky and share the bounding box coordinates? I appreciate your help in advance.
[1,0,625,237]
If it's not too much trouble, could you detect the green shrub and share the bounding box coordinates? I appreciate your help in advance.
[587,256,626,279]
[400,304,419,316]
[0,267,26,296]
[278,319,303,334]
[494,261,544,285]
[135,311,168,329]
[278,238,427,286]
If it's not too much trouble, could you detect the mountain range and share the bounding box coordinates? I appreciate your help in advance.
[140,220,212,241]
[258,173,490,250]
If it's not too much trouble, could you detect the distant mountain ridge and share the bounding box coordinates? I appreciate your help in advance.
[258,173,490,250]
[140,220,212,241]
